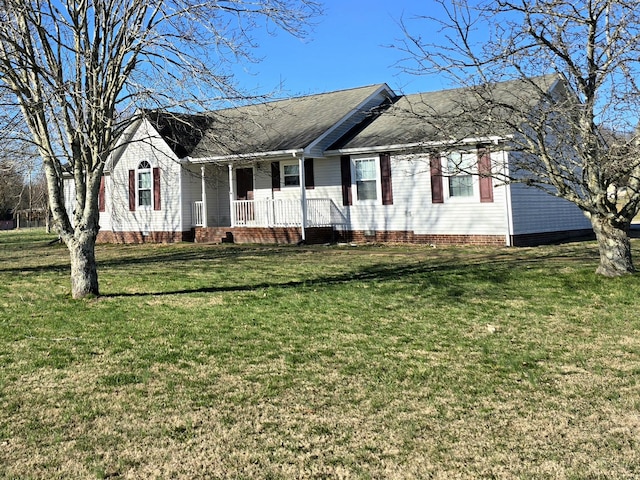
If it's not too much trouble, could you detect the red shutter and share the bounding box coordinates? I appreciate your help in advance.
[478,147,494,203]
[340,155,352,206]
[304,158,315,190]
[153,167,161,210]
[271,162,281,191]
[380,152,393,205]
[430,155,444,204]
[128,169,136,211]
[98,176,105,212]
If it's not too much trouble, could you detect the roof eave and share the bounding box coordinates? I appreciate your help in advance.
[325,135,510,156]
[186,148,305,163]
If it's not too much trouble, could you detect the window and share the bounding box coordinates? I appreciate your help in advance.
[354,157,377,201]
[137,160,152,207]
[282,163,300,187]
[447,152,475,198]
[273,159,314,190]
[341,154,393,206]
[129,162,160,212]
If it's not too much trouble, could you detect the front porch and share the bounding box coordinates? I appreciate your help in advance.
[192,198,340,229]
[191,197,344,244]
[188,157,348,244]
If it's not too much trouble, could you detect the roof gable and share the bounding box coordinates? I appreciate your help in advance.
[146,111,212,158]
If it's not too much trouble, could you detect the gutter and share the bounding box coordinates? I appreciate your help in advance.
[185,136,510,164]
[324,135,510,157]
[185,148,304,164]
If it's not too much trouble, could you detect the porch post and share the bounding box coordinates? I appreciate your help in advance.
[299,155,307,242]
[200,165,208,228]
[228,163,235,227]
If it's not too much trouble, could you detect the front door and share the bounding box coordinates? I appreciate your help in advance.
[236,168,254,200]
[236,168,254,222]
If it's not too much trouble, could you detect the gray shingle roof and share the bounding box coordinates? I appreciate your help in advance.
[147,75,562,159]
[149,84,391,159]
[336,74,562,151]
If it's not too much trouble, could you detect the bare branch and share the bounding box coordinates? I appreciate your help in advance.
[0,0,322,296]
[399,0,640,275]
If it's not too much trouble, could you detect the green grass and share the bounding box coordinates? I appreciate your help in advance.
[1,229,640,478]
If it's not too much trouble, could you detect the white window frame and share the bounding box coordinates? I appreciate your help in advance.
[280,160,300,188]
[445,152,477,201]
[351,155,382,205]
[137,160,153,208]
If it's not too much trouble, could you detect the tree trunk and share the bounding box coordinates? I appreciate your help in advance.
[590,215,635,277]
[67,234,99,298]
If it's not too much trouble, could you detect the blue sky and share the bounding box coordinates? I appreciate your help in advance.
[236,0,450,97]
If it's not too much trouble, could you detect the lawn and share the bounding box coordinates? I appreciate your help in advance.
[1,229,640,479]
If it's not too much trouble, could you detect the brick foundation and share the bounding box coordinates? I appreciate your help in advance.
[337,228,596,247]
[336,230,506,246]
[94,227,596,247]
[96,230,193,244]
[194,226,335,245]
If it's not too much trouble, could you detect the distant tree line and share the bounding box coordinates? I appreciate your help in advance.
[0,156,47,223]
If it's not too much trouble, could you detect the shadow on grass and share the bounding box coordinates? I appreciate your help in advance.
[101,246,601,299]
[0,260,70,275]
[1,236,605,298]
[101,261,448,298]
[98,241,601,272]
[98,244,313,269]
[0,243,312,275]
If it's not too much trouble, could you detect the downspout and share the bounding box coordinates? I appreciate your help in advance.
[201,165,208,228]
[503,149,513,246]
[298,153,307,244]
[177,166,182,235]
[228,163,235,227]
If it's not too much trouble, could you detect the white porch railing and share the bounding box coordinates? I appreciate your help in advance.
[192,201,204,226]
[233,198,336,227]
[192,198,345,228]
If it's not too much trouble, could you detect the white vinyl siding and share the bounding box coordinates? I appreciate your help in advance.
[509,182,591,234]
[79,135,590,243]
[180,163,231,228]
[505,150,591,235]
[245,153,509,237]
[330,153,508,237]
[106,119,182,233]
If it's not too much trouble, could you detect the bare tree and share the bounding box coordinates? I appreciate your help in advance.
[399,0,640,276]
[0,0,321,298]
